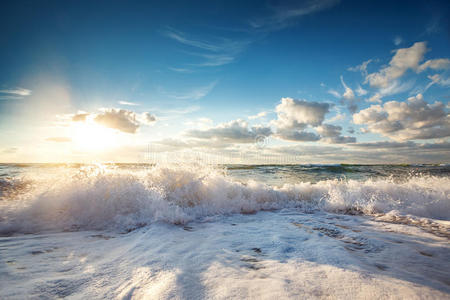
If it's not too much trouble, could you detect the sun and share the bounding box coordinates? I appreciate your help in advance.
[71,121,119,151]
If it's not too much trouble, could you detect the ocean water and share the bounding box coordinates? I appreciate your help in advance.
[0,163,449,299]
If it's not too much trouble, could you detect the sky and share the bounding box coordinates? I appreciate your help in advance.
[0,0,449,164]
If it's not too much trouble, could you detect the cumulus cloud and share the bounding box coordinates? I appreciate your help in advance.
[274,98,331,129]
[272,98,331,141]
[94,109,156,134]
[317,124,356,144]
[46,137,72,142]
[366,42,428,88]
[353,94,449,140]
[186,119,272,143]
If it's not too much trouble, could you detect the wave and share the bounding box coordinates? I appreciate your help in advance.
[0,164,449,234]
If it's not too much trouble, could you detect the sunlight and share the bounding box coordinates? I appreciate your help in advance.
[71,121,119,151]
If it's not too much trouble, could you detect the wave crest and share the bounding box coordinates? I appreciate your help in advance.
[0,164,449,234]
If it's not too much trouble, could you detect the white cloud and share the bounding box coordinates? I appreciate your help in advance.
[0,87,32,100]
[0,88,32,96]
[272,97,332,142]
[418,58,450,72]
[356,85,367,96]
[348,59,372,77]
[366,42,428,88]
[427,74,450,88]
[367,93,382,103]
[118,100,139,106]
[353,94,449,141]
[328,112,346,122]
[340,76,355,100]
[273,97,331,130]
[327,89,341,98]
[248,111,268,120]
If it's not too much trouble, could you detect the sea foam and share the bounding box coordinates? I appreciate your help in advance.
[0,164,449,234]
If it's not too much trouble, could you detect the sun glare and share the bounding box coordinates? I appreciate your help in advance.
[71,122,119,151]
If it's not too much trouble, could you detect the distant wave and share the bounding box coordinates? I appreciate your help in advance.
[0,164,449,234]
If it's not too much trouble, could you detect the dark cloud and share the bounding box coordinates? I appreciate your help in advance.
[186,119,272,143]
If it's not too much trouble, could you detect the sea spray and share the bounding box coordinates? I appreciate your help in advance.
[0,163,449,234]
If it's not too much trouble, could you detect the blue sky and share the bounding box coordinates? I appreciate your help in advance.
[0,0,449,163]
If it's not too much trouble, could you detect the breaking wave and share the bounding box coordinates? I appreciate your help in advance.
[0,164,449,234]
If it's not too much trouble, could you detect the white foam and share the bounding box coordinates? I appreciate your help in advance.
[0,164,449,233]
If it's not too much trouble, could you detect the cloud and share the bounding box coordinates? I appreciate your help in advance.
[0,88,32,96]
[340,76,355,100]
[366,42,428,88]
[328,112,346,122]
[317,124,356,144]
[367,93,382,103]
[94,109,156,134]
[0,87,32,100]
[46,137,72,142]
[162,81,217,100]
[250,0,340,31]
[417,58,450,72]
[353,94,449,141]
[186,119,272,143]
[275,129,320,141]
[118,100,139,106]
[327,89,341,98]
[393,36,403,46]
[273,97,331,130]
[162,28,249,67]
[348,59,372,77]
[427,74,450,89]
[141,112,157,125]
[272,97,332,142]
[248,111,268,120]
[72,113,89,122]
[355,85,367,96]
[340,76,358,113]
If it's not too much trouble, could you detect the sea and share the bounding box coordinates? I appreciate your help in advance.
[0,163,449,299]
